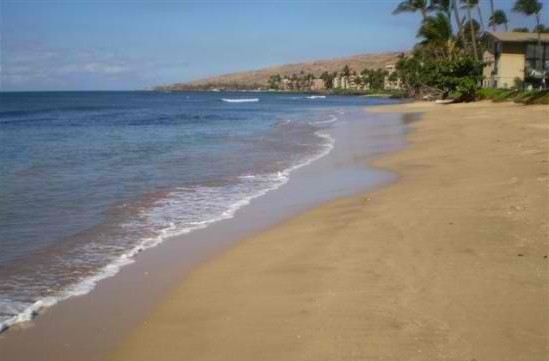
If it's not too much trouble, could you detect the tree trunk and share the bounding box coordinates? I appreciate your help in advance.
[536,13,542,72]
[467,6,479,60]
[489,0,496,31]
[504,22,508,31]
[453,0,467,50]
[477,4,485,33]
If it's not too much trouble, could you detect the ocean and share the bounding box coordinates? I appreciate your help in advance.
[0,91,396,332]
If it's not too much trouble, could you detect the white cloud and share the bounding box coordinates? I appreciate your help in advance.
[0,42,186,90]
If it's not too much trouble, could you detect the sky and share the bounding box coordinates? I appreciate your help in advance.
[0,0,544,91]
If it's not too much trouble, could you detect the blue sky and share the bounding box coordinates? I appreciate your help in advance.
[0,0,542,91]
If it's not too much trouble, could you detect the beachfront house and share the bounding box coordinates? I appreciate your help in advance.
[482,31,549,89]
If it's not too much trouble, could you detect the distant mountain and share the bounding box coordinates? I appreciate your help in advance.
[156,51,405,91]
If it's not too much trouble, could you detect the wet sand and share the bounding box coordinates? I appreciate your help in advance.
[112,101,549,361]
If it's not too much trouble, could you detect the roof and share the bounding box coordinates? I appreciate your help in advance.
[484,31,549,43]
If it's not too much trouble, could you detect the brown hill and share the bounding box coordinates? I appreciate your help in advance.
[156,51,405,91]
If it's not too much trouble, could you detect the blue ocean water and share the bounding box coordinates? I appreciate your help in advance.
[0,91,395,332]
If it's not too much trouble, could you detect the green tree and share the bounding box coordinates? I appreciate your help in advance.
[473,0,485,31]
[450,0,468,49]
[430,0,452,19]
[396,51,483,99]
[320,71,334,89]
[533,24,549,33]
[513,0,543,70]
[489,0,496,30]
[417,12,456,59]
[393,0,430,19]
[513,27,530,32]
[463,18,481,35]
[489,9,509,31]
[461,0,480,59]
[268,74,282,89]
[341,65,351,77]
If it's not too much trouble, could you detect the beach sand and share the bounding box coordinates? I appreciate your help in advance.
[111,101,548,361]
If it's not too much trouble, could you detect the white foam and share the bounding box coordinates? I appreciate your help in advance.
[221,98,259,103]
[311,115,338,126]
[0,123,335,334]
[306,95,326,99]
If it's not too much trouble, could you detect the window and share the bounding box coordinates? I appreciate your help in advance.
[526,44,537,59]
[524,43,548,73]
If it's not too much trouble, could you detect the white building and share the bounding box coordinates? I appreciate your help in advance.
[384,64,402,90]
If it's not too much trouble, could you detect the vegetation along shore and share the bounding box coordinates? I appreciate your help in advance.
[157,0,549,104]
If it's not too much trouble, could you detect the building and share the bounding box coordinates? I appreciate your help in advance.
[310,78,326,91]
[332,76,350,90]
[332,76,344,89]
[384,64,402,90]
[482,31,549,89]
[279,78,291,90]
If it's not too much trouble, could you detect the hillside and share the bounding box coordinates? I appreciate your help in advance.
[156,51,404,91]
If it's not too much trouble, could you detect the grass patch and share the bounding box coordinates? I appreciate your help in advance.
[514,90,549,105]
[476,88,549,105]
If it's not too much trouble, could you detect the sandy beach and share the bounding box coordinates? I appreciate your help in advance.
[111,101,548,361]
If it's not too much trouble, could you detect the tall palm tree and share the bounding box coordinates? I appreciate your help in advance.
[430,0,452,19]
[489,9,509,31]
[393,0,430,19]
[461,0,480,59]
[476,0,485,32]
[534,24,549,33]
[463,0,485,32]
[513,0,543,70]
[417,12,456,59]
[451,0,468,49]
[489,0,496,31]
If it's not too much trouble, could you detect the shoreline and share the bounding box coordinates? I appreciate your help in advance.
[0,104,336,336]
[112,101,548,360]
[0,105,410,360]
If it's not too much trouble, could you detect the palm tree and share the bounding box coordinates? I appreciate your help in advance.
[461,0,480,59]
[534,24,549,33]
[393,0,430,19]
[463,19,481,37]
[462,0,485,32]
[417,12,456,58]
[476,0,485,32]
[513,0,543,70]
[489,9,509,31]
[451,0,468,49]
[489,0,496,30]
[430,0,451,18]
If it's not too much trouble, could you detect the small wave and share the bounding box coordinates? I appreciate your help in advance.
[221,98,259,103]
[312,115,338,126]
[306,95,326,99]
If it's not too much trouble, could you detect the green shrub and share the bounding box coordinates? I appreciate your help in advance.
[396,53,483,100]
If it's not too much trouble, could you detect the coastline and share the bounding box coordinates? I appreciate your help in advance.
[0,105,409,360]
[112,101,548,360]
